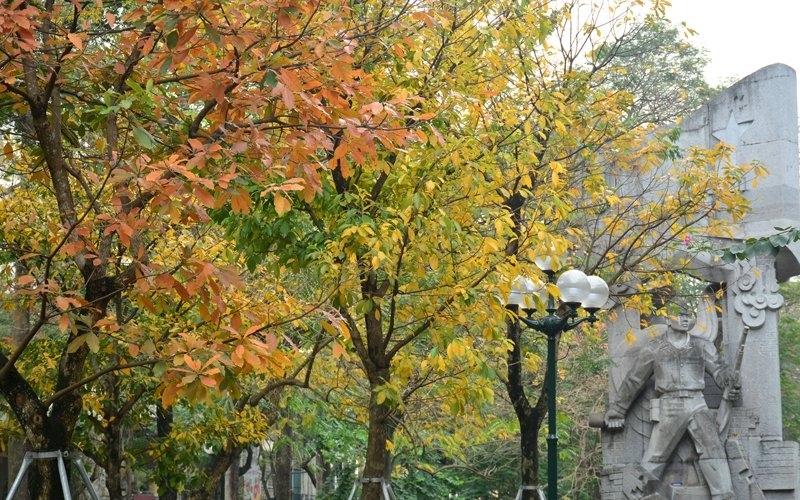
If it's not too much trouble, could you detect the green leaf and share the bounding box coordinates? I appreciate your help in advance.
[159,55,173,75]
[166,31,179,50]
[133,127,155,150]
[261,70,278,88]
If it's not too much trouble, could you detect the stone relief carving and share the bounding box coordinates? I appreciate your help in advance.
[604,294,737,499]
[598,64,800,500]
[732,260,783,329]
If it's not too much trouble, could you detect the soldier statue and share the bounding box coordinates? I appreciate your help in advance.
[604,296,739,500]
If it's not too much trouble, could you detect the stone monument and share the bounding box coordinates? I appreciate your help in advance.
[598,64,800,499]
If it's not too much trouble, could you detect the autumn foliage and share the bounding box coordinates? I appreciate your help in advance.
[0,0,758,499]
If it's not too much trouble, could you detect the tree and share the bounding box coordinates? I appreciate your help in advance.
[215,3,757,500]
[778,280,800,442]
[0,1,409,498]
[449,1,754,497]
[216,2,512,498]
[598,17,714,125]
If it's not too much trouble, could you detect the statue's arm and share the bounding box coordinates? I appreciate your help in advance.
[605,343,655,428]
[702,339,730,389]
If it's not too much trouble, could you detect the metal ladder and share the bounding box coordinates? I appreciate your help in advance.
[347,477,397,500]
[5,450,100,500]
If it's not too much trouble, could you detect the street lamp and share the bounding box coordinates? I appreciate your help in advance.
[507,258,609,500]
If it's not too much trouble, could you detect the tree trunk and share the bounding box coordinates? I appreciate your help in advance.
[10,287,112,500]
[359,378,398,500]
[29,418,76,500]
[224,457,239,500]
[519,413,544,500]
[273,424,293,500]
[104,416,124,500]
[155,405,178,500]
[193,446,242,500]
[0,353,81,500]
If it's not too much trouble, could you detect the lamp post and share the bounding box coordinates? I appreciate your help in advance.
[507,258,609,500]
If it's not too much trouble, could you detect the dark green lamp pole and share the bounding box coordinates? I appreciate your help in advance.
[508,262,609,500]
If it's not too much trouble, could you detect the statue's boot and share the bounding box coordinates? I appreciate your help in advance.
[629,464,666,499]
[698,458,735,500]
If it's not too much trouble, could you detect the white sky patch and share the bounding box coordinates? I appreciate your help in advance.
[666,0,800,90]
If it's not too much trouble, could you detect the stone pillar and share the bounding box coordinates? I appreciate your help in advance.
[679,64,800,240]
[725,257,784,439]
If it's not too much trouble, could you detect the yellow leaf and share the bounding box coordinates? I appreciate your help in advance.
[85,332,100,353]
[67,333,86,352]
[446,340,466,358]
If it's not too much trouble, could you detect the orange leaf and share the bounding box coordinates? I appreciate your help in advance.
[333,340,349,360]
[232,344,245,367]
[244,349,262,369]
[217,266,243,288]
[59,314,71,333]
[161,383,179,407]
[183,354,201,371]
[128,343,140,357]
[331,59,352,82]
[188,138,204,152]
[155,273,176,289]
[139,296,157,313]
[194,185,215,207]
[264,332,278,352]
[67,33,84,51]
[274,193,291,215]
[16,275,36,286]
[55,296,75,311]
[173,281,190,301]
[231,188,251,214]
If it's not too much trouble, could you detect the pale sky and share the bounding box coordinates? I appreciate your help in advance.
[666,0,799,89]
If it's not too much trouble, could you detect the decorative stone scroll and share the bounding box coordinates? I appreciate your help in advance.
[733,260,783,329]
